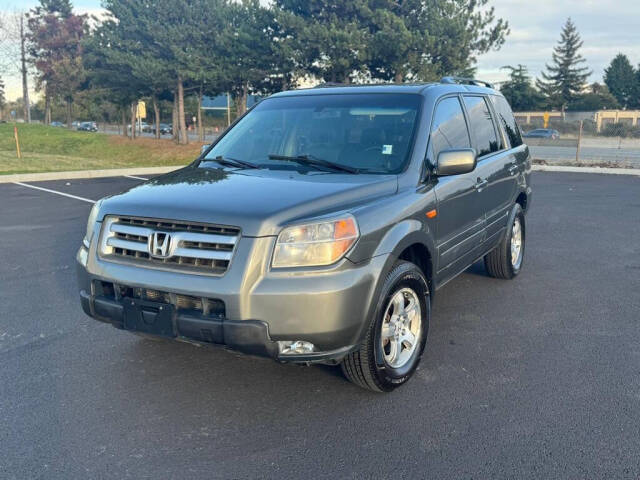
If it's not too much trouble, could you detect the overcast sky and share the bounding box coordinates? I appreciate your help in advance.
[1,0,639,100]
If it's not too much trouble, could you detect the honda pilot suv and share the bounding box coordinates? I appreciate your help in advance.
[77,79,532,392]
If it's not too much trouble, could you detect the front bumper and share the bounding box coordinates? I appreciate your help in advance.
[79,289,356,363]
[77,236,387,364]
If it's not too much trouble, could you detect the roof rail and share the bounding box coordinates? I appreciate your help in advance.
[313,82,348,88]
[440,76,494,89]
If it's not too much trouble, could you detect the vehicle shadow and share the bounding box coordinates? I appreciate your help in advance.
[462,259,489,278]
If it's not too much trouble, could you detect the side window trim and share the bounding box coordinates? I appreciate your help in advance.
[461,94,506,161]
[485,95,509,151]
[490,94,523,149]
[426,94,472,164]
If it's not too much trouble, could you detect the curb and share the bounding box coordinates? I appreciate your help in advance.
[0,166,182,184]
[1,164,639,184]
[532,165,640,176]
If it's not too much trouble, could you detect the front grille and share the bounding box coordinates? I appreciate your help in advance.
[94,280,225,317]
[98,215,240,275]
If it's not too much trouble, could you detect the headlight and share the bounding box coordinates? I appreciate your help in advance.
[83,201,102,248]
[272,216,359,268]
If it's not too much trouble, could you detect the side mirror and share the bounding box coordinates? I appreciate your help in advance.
[436,149,477,176]
[200,144,210,155]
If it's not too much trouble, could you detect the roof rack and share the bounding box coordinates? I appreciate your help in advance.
[313,82,348,88]
[440,76,494,89]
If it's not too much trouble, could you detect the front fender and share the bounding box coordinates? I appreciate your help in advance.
[350,220,436,345]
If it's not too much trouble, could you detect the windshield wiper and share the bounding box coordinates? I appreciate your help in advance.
[209,155,259,169]
[268,154,359,174]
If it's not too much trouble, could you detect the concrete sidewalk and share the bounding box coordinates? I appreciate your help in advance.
[0,166,181,183]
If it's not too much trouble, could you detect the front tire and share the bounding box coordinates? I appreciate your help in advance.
[341,261,430,392]
[484,203,525,279]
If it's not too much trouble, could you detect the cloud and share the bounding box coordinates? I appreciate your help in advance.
[476,0,640,84]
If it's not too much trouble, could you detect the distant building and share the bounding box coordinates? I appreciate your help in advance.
[594,110,640,131]
[514,109,640,132]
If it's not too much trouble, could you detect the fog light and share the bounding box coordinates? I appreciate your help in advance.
[77,246,88,267]
[278,340,316,355]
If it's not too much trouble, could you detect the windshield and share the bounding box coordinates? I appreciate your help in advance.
[201,93,422,174]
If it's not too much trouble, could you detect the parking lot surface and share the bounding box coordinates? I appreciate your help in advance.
[1,172,639,479]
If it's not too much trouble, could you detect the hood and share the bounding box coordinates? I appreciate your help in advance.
[98,166,397,236]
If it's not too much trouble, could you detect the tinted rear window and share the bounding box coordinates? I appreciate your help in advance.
[463,96,501,157]
[490,96,523,148]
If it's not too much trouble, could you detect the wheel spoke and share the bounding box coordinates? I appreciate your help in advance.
[404,302,419,324]
[387,338,400,363]
[392,292,405,316]
[381,323,394,339]
[402,330,416,348]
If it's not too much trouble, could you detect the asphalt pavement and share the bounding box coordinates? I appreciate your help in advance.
[1,172,639,479]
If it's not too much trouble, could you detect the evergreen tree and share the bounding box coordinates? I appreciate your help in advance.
[568,82,619,111]
[38,0,72,17]
[536,18,591,110]
[219,0,278,117]
[604,54,636,108]
[275,0,509,84]
[89,0,228,143]
[83,7,152,138]
[500,65,544,111]
[407,0,509,81]
[274,0,369,84]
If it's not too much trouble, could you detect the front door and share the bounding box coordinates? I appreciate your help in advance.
[428,95,486,282]
[461,95,516,249]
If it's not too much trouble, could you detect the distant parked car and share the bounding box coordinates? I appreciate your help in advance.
[78,121,98,132]
[523,128,559,139]
[71,121,80,128]
[151,123,172,135]
[127,122,151,133]
[50,121,65,127]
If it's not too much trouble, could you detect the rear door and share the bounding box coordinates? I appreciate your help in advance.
[461,95,515,248]
[430,96,486,280]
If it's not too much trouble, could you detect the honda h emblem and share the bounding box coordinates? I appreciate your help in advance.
[150,232,172,258]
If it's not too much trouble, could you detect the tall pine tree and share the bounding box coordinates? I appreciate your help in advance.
[536,18,590,110]
[604,54,636,108]
[500,65,544,111]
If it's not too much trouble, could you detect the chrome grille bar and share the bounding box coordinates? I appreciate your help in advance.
[106,237,148,253]
[98,215,240,275]
[173,247,233,261]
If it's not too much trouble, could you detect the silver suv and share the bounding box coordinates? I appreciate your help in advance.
[77,79,532,391]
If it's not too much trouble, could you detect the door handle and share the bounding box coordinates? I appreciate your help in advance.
[474,178,488,191]
[508,165,519,175]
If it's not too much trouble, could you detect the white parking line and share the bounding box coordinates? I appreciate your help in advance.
[13,182,96,204]
[123,175,149,181]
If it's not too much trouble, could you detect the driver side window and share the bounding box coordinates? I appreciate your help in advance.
[429,97,471,166]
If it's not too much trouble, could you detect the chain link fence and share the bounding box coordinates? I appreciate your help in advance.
[515,110,640,169]
[99,123,221,143]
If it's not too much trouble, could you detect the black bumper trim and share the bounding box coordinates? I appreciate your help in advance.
[80,291,352,363]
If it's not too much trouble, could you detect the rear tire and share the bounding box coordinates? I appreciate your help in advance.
[484,203,525,279]
[341,261,430,392]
